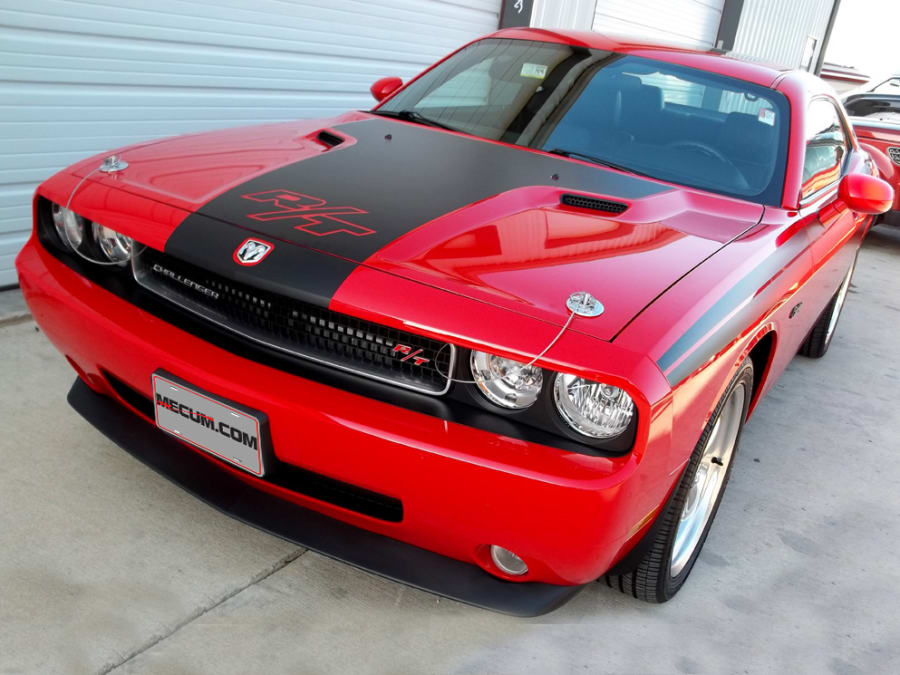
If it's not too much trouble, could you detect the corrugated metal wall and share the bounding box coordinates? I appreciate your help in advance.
[592,0,726,47]
[0,0,500,286]
[731,0,834,70]
[531,0,598,30]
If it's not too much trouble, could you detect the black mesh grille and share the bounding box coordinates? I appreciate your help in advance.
[560,194,628,214]
[136,248,453,394]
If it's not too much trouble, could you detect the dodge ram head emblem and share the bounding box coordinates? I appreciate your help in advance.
[234,238,274,266]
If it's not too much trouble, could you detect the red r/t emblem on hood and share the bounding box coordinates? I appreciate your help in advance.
[242,190,375,237]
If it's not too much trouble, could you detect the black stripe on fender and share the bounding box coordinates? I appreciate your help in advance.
[167,117,670,303]
[658,231,810,386]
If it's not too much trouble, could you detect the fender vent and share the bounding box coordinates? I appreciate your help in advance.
[561,194,628,214]
[316,130,345,148]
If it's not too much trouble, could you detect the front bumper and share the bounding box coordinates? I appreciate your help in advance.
[17,235,675,613]
[67,378,579,615]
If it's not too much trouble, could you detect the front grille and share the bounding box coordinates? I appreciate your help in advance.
[133,248,454,395]
[560,193,629,214]
[888,147,900,167]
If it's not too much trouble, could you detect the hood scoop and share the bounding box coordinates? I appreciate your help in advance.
[315,129,345,149]
[560,193,629,215]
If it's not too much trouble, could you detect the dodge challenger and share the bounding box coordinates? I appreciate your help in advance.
[15,29,894,615]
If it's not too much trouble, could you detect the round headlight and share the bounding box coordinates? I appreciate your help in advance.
[92,223,133,264]
[553,373,635,439]
[52,205,85,249]
[470,351,543,409]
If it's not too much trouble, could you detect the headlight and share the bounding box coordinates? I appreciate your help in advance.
[51,204,85,249]
[92,223,134,264]
[470,351,543,409]
[553,373,635,438]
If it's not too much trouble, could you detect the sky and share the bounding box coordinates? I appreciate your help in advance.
[825,0,900,80]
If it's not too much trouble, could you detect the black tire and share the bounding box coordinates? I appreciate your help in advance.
[606,358,753,603]
[798,256,856,359]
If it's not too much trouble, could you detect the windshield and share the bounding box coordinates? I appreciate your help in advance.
[377,38,790,205]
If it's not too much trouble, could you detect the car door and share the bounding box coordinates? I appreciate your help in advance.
[798,98,860,322]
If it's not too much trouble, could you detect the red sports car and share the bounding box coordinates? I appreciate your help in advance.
[16,29,893,615]
[845,92,900,223]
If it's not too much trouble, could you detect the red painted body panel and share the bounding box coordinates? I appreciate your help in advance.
[64,113,369,213]
[361,185,762,340]
[15,30,880,594]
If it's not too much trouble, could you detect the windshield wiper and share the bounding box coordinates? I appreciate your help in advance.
[370,109,461,132]
[546,148,655,179]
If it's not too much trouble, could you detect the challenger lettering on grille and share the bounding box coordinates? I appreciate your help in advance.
[152,263,220,299]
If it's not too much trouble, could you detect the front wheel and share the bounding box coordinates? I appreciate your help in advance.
[606,358,753,602]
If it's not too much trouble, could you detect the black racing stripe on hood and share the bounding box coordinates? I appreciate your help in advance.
[164,213,359,307]
[169,117,670,304]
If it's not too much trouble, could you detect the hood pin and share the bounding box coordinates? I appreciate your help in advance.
[99,154,128,173]
[567,291,604,317]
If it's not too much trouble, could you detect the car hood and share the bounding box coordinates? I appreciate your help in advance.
[68,114,763,341]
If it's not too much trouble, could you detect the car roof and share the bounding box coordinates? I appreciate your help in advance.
[487,27,795,88]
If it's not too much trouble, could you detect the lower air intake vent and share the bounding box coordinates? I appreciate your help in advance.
[561,194,628,214]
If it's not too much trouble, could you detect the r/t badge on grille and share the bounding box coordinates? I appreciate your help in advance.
[234,238,274,266]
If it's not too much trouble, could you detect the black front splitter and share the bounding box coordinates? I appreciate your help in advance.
[67,378,584,616]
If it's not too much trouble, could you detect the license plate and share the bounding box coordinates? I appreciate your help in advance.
[152,372,265,477]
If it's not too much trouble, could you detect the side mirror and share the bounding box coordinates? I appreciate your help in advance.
[370,76,403,102]
[838,173,895,214]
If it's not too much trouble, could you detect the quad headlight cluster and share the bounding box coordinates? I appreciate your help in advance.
[469,350,635,440]
[49,203,134,266]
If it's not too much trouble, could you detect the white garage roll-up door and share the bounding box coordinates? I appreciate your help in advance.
[592,0,725,48]
[0,0,500,287]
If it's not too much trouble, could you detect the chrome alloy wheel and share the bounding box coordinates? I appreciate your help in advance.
[670,382,747,577]
[825,258,856,346]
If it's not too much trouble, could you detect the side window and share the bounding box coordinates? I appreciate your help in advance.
[801,99,848,199]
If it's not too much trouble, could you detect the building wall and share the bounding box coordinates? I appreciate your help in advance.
[531,0,598,30]
[0,0,500,286]
[592,0,726,48]
[731,0,835,71]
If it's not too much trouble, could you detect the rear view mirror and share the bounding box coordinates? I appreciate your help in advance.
[370,77,403,102]
[839,173,895,214]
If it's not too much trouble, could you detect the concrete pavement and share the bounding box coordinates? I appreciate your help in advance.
[2,226,900,674]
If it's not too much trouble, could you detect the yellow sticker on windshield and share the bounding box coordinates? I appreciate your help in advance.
[520,63,548,79]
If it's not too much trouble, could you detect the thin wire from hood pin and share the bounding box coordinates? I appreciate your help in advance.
[432,308,577,384]
[61,163,146,265]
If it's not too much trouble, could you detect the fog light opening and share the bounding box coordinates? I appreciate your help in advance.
[490,545,528,576]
